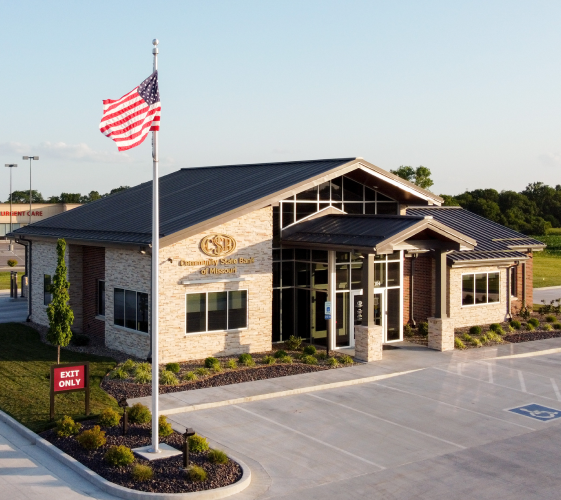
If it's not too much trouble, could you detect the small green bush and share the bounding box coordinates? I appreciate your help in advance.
[508,324,515,332]
[273,350,287,358]
[418,322,429,336]
[470,337,482,347]
[528,318,540,328]
[553,322,561,330]
[182,371,198,381]
[469,326,482,336]
[135,362,152,373]
[461,333,472,342]
[104,445,135,467]
[225,359,237,369]
[302,345,317,355]
[327,357,339,367]
[165,362,180,373]
[158,415,173,437]
[545,315,556,323]
[208,449,228,464]
[494,325,505,335]
[122,359,136,372]
[210,363,223,373]
[285,335,303,351]
[72,334,90,346]
[132,463,153,482]
[134,370,151,384]
[189,434,209,453]
[76,425,106,450]
[204,357,219,369]
[56,415,81,437]
[261,355,276,365]
[510,320,521,330]
[480,334,490,345]
[489,323,501,332]
[7,259,17,267]
[454,338,466,349]
[404,324,413,337]
[160,370,179,386]
[339,354,354,365]
[98,407,121,427]
[543,323,553,331]
[315,351,327,361]
[127,403,151,424]
[186,465,207,482]
[110,367,129,380]
[300,354,318,365]
[490,332,504,343]
[277,355,293,364]
[195,367,210,377]
[527,323,536,331]
[238,353,255,367]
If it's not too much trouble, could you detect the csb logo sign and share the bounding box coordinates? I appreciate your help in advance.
[200,234,237,257]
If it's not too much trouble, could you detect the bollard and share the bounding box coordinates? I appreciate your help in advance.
[13,272,18,298]
[183,427,195,468]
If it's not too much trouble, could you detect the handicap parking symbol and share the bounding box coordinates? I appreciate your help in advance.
[507,403,561,422]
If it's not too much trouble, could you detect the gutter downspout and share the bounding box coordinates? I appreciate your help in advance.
[18,236,32,322]
[522,262,527,308]
[410,253,417,327]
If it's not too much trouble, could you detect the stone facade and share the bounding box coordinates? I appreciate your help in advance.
[30,240,59,326]
[427,317,455,351]
[354,325,383,362]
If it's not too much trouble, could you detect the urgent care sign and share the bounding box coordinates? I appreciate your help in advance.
[50,362,90,419]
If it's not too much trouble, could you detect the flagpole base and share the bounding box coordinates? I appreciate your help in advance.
[132,444,180,461]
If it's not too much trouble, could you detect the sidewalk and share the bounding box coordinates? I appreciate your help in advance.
[0,289,28,323]
[534,286,561,304]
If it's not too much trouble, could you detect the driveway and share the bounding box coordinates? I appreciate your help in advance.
[534,286,561,305]
[0,291,28,323]
[168,340,561,499]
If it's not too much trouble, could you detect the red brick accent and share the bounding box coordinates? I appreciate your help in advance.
[511,253,533,313]
[403,255,433,325]
[82,246,105,344]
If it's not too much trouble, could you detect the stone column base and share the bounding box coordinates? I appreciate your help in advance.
[428,317,455,351]
[354,325,383,362]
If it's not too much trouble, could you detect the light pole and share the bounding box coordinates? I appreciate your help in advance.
[22,156,39,225]
[4,164,18,238]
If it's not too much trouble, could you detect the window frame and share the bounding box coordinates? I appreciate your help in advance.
[44,274,52,306]
[461,271,501,307]
[97,280,106,317]
[510,266,518,298]
[185,290,249,335]
[113,286,149,333]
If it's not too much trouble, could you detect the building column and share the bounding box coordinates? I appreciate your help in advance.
[327,250,335,353]
[355,253,383,362]
[428,249,454,351]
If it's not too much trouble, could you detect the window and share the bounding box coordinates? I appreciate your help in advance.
[462,272,500,306]
[44,274,52,306]
[510,267,517,297]
[186,291,248,334]
[113,288,148,333]
[98,281,105,316]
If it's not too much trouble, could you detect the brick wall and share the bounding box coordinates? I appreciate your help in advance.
[68,245,83,333]
[403,255,434,325]
[511,254,534,313]
[82,246,105,344]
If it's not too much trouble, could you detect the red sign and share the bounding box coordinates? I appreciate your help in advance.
[53,364,86,392]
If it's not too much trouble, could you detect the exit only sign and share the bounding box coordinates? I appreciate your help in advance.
[50,362,90,419]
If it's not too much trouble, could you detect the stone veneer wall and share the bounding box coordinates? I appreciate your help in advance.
[30,240,58,326]
[158,207,273,363]
[448,265,509,328]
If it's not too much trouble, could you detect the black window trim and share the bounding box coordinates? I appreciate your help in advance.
[113,286,149,334]
[461,271,501,307]
[185,290,249,335]
[97,280,106,317]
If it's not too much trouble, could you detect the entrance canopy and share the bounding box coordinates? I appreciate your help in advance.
[281,213,476,254]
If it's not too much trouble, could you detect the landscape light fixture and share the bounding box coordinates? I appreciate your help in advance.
[22,156,39,225]
[5,164,18,236]
[118,398,129,435]
[182,427,196,468]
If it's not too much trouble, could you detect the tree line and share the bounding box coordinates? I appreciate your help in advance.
[4,186,130,204]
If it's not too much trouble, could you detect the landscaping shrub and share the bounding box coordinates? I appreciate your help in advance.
[7,259,17,267]
[135,362,152,374]
[493,325,505,335]
[238,353,255,367]
[186,465,207,482]
[122,359,136,372]
[469,326,482,336]
[273,350,287,358]
[188,434,209,453]
[487,332,503,343]
[225,360,237,369]
[315,351,327,361]
[158,415,173,437]
[76,425,107,450]
[72,334,90,346]
[210,363,223,373]
[543,323,553,331]
[261,355,276,365]
[404,324,413,337]
[461,333,472,342]
[339,354,354,365]
[508,324,515,332]
[285,335,303,351]
[327,357,339,367]
[454,338,466,349]
[480,334,489,345]
[127,403,151,424]
[132,463,153,482]
[204,357,219,369]
[165,362,180,373]
[277,355,293,364]
[489,323,501,333]
[110,367,129,380]
[56,415,81,437]
[195,367,210,377]
[545,315,556,323]
[160,370,179,386]
[418,322,429,336]
[510,320,521,330]
[527,324,536,331]
[520,306,532,320]
[208,449,228,464]
[104,445,135,467]
[303,345,317,355]
[470,337,482,347]
[553,322,561,330]
[301,355,318,365]
[182,371,198,381]
[134,370,151,384]
[98,407,121,427]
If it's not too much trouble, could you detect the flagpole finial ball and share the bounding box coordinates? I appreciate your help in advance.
[152,39,159,46]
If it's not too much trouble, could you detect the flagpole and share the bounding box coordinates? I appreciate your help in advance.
[150,38,160,454]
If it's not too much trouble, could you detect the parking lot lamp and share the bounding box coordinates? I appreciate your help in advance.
[4,164,18,236]
[22,156,39,225]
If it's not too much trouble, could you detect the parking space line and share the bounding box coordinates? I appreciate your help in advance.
[232,405,386,470]
[476,359,560,382]
[518,371,527,393]
[488,363,493,384]
[373,380,536,431]
[551,379,561,401]
[307,393,465,449]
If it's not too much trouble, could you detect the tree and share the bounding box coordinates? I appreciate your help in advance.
[81,191,102,203]
[46,239,74,364]
[107,186,130,196]
[5,190,44,203]
[391,165,434,190]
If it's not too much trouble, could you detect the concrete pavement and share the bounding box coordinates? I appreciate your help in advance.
[0,290,28,323]
[534,286,561,305]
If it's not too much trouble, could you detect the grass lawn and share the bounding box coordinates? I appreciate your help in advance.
[0,323,119,432]
[533,252,561,288]
[0,272,11,290]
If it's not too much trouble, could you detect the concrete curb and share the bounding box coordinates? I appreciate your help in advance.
[0,409,251,500]
[156,368,424,416]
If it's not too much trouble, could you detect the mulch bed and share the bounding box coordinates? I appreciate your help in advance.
[502,330,561,343]
[41,421,242,493]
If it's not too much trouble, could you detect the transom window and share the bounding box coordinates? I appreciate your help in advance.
[114,288,149,332]
[462,272,500,306]
[186,290,248,334]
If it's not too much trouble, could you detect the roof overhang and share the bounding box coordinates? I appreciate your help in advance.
[450,255,530,268]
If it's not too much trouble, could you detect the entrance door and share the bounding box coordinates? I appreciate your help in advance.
[373,288,402,343]
[311,290,328,347]
[348,289,364,347]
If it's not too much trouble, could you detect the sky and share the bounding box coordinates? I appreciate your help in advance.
[1,1,560,202]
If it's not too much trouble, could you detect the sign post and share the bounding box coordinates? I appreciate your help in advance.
[50,362,90,420]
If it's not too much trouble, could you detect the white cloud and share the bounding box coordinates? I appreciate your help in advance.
[538,152,561,167]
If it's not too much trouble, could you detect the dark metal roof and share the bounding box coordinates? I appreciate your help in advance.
[11,158,355,244]
[407,207,545,262]
[282,215,426,248]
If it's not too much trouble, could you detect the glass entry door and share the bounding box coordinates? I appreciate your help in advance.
[373,288,402,343]
[311,290,328,347]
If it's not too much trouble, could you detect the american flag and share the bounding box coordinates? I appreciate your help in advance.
[99,71,160,151]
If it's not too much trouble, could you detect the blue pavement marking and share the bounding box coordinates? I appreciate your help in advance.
[508,403,561,422]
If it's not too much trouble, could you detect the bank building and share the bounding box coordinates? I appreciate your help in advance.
[10,158,544,362]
